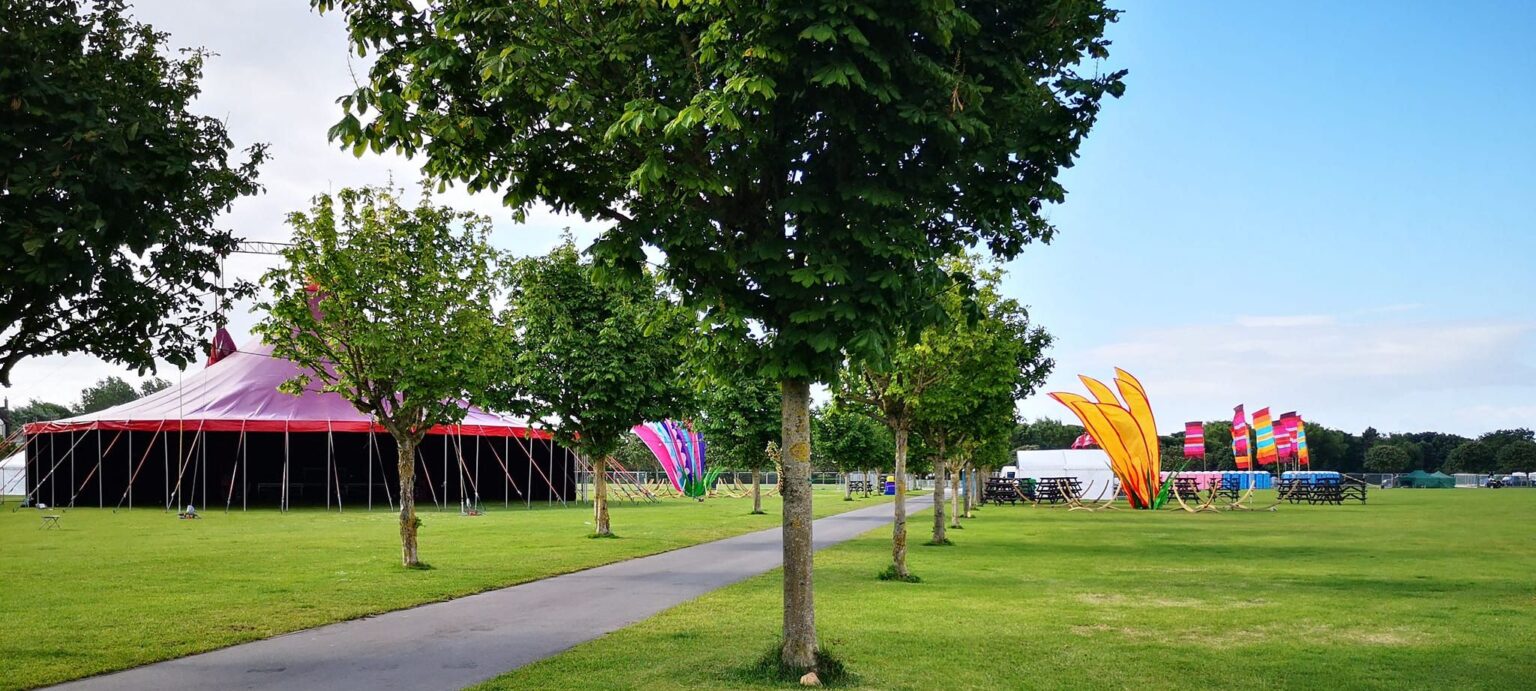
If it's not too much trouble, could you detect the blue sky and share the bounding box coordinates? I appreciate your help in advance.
[1009,1,1536,435]
[5,2,1532,437]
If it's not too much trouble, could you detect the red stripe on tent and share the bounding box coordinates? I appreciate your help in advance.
[24,419,552,438]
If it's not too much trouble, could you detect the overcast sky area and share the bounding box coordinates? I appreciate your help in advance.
[6,1,1534,437]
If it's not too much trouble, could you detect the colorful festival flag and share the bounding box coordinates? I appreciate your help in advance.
[1279,412,1302,461]
[1253,407,1277,465]
[1184,421,1205,459]
[1276,412,1294,460]
[1293,415,1310,466]
[1232,406,1251,470]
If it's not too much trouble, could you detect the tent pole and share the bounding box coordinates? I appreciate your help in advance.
[329,421,343,513]
[367,424,373,512]
[242,422,248,511]
[51,432,58,507]
[525,433,532,509]
[474,429,481,510]
[378,433,394,511]
[127,430,133,510]
[201,422,208,510]
[283,422,290,513]
[163,428,169,511]
[96,428,103,507]
[442,435,448,513]
[418,444,440,509]
[503,436,509,508]
[63,430,71,507]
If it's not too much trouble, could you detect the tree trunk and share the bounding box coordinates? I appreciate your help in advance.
[592,455,612,536]
[779,378,818,671]
[932,446,947,544]
[397,438,420,567]
[752,468,763,514]
[964,464,976,518]
[950,464,962,528]
[891,423,910,578]
[844,471,853,500]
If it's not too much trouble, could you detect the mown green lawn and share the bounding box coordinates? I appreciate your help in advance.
[482,489,1536,690]
[0,486,890,689]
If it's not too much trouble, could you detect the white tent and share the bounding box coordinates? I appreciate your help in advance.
[1,449,25,499]
[1001,449,1119,500]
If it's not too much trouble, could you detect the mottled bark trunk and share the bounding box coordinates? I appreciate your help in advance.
[964,464,976,518]
[397,440,420,567]
[932,447,947,544]
[891,423,910,577]
[950,464,962,528]
[752,468,763,514]
[592,455,612,536]
[844,471,853,500]
[779,379,818,671]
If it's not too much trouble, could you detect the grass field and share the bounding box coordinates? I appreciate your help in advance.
[482,489,1536,690]
[0,486,891,689]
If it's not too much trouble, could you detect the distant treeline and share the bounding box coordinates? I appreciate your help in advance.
[1012,418,1536,475]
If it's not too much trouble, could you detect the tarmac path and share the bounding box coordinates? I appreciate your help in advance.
[53,495,932,691]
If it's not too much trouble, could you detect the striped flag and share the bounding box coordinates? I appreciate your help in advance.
[1294,415,1311,466]
[1276,411,1295,460]
[1253,407,1277,465]
[1232,406,1251,470]
[1184,422,1205,459]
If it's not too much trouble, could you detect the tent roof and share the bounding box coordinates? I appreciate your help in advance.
[24,339,544,438]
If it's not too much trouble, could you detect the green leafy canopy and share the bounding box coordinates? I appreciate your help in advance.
[314,0,1124,382]
[0,0,267,385]
[253,186,500,442]
[496,240,691,461]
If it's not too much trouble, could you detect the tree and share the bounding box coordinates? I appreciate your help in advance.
[1445,441,1496,474]
[1012,418,1085,450]
[317,0,1123,672]
[1397,431,1470,471]
[813,403,892,501]
[0,0,267,385]
[139,378,171,397]
[614,434,662,475]
[1364,444,1411,473]
[497,241,690,537]
[10,399,72,426]
[1495,440,1536,474]
[698,368,781,514]
[74,377,139,415]
[845,259,1051,556]
[254,186,499,567]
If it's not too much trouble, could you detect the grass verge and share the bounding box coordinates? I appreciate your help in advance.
[477,489,1536,689]
[1,486,895,688]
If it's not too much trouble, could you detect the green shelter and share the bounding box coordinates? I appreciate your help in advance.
[1399,470,1455,488]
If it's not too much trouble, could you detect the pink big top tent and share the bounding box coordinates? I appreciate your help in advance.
[19,338,573,512]
[26,339,536,436]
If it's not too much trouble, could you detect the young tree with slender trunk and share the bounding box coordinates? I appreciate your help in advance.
[698,367,780,515]
[316,0,1122,673]
[813,403,893,503]
[908,260,1055,543]
[496,241,689,537]
[256,187,499,567]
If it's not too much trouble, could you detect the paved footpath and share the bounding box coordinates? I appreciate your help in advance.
[54,495,931,691]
